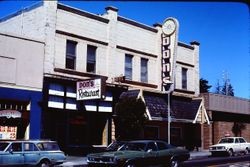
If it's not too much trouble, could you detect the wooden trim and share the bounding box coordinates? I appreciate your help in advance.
[178,42,194,50]
[174,89,195,94]
[54,68,108,80]
[56,30,108,46]
[57,3,109,24]
[122,80,158,89]
[117,16,158,33]
[116,45,158,58]
[176,61,195,68]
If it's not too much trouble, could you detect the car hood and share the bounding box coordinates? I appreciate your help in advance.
[210,143,231,147]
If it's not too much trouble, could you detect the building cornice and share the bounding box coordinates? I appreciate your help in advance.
[117,16,158,33]
[57,3,109,24]
[56,30,108,46]
[116,45,158,58]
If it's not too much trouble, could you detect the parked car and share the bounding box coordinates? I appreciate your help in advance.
[209,137,250,156]
[0,139,66,166]
[87,140,190,167]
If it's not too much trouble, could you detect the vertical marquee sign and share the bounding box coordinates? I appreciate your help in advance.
[161,17,179,91]
[76,78,105,100]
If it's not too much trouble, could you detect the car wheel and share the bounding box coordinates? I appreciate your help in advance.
[126,164,136,167]
[38,160,50,167]
[245,148,249,155]
[228,149,234,157]
[170,159,179,167]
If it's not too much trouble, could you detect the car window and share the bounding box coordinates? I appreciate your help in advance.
[239,138,246,143]
[147,142,157,151]
[119,143,146,151]
[156,142,167,150]
[24,143,39,151]
[219,138,234,143]
[8,143,22,152]
[0,142,9,151]
[37,142,60,151]
[235,138,240,143]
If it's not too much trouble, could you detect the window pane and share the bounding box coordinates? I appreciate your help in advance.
[182,68,187,89]
[141,58,148,83]
[66,40,76,69]
[125,54,133,80]
[87,45,96,73]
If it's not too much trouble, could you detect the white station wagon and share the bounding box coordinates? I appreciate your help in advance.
[0,140,66,166]
[209,137,250,156]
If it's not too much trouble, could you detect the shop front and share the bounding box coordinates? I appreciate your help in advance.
[0,87,42,140]
[119,89,210,150]
[42,77,125,154]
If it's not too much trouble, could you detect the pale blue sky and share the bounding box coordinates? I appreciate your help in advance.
[0,1,249,99]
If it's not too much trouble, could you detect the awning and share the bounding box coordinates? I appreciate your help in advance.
[119,89,210,124]
[0,110,22,118]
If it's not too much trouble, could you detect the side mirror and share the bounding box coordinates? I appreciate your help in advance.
[9,149,13,154]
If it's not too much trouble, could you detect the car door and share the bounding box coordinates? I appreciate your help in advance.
[3,142,24,165]
[156,141,172,165]
[234,138,241,153]
[239,138,247,152]
[23,142,40,165]
[143,142,158,166]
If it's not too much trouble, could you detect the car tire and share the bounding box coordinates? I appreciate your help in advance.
[244,148,249,155]
[228,149,234,157]
[38,159,50,167]
[170,159,179,167]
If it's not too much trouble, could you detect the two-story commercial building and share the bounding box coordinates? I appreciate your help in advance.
[0,1,210,151]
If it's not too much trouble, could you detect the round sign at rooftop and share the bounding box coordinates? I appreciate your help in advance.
[162,18,177,35]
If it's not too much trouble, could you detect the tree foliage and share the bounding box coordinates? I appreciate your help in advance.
[214,78,234,96]
[232,122,246,137]
[200,78,212,93]
[114,96,148,141]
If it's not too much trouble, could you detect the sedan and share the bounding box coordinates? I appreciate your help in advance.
[87,140,190,167]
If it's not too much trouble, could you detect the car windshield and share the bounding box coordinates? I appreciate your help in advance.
[36,142,60,151]
[219,138,234,143]
[118,142,146,151]
[0,142,9,151]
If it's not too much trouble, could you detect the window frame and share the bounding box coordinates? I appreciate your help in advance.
[141,58,148,83]
[86,45,97,73]
[65,40,77,70]
[125,54,133,80]
[181,67,188,90]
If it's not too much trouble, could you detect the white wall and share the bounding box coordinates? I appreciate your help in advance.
[0,33,44,90]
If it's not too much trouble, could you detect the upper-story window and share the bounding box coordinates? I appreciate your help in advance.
[87,45,97,73]
[182,67,188,90]
[66,40,77,70]
[125,54,133,80]
[141,58,148,83]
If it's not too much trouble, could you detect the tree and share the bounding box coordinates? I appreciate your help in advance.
[200,78,212,93]
[214,80,221,94]
[232,122,246,137]
[221,82,234,96]
[114,96,148,141]
[214,73,234,96]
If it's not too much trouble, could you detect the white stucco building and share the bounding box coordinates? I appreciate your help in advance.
[0,1,209,151]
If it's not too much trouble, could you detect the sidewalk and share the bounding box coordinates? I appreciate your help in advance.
[58,150,211,166]
[189,149,211,159]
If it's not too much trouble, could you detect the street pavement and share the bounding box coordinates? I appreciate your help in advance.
[57,150,211,167]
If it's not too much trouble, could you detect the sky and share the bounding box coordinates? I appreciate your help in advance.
[0,1,249,99]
